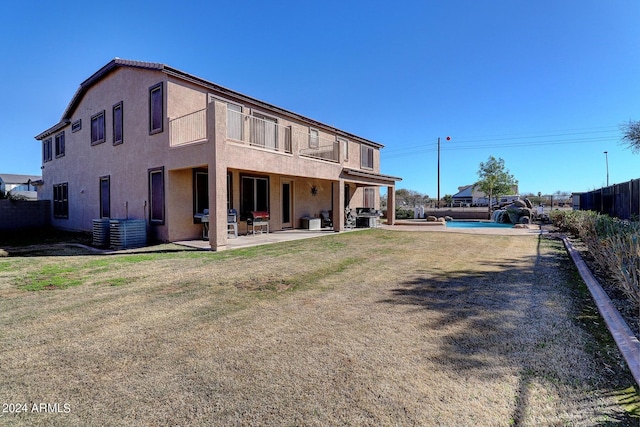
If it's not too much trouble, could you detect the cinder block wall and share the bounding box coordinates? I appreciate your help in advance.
[0,200,51,231]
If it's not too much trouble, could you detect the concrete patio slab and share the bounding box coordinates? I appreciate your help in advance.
[174,229,355,251]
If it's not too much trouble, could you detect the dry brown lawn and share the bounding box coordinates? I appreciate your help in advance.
[0,229,637,426]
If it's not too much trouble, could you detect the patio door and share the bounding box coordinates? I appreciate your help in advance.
[281,180,293,229]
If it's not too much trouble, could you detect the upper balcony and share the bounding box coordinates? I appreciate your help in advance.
[169,105,342,165]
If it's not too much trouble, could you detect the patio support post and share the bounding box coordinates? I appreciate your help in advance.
[387,184,396,225]
[207,100,229,251]
[333,179,344,231]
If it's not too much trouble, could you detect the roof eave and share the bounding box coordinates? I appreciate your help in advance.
[34,120,70,140]
[34,58,386,149]
[342,168,402,185]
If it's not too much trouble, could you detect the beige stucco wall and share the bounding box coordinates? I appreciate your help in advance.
[40,67,171,234]
[38,64,392,246]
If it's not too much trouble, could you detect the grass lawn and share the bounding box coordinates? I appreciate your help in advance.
[0,229,637,426]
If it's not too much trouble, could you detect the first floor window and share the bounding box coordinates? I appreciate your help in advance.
[100,176,110,218]
[344,184,351,209]
[55,131,65,157]
[227,172,232,210]
[53,183,69,218]
[364,187,376,208]
[43,138,52,162]
[193,169,208,215]
[241,175,268,219]
[149,167,165,224]
[91,111,106,145]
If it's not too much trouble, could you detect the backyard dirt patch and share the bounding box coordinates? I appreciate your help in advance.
[0,229,637,426]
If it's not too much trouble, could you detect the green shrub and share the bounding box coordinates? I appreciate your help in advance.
[395,207,414,219]
[552,210,640,306]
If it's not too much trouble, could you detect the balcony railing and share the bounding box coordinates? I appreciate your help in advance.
[169,107,341,164]
[228,109,291,154]
[169,109,206,147]
[298,131,340,163]
[300,143,340,162]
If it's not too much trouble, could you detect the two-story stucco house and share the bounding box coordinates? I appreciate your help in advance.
[35,59,401,250]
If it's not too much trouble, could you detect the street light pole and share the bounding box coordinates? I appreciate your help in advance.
[604,151,609,186]
[437,137,440,209]
[436,136,450,209]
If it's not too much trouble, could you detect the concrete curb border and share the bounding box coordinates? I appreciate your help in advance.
[561,235,640,387]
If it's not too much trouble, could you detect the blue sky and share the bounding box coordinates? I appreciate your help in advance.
[1,0,638,197]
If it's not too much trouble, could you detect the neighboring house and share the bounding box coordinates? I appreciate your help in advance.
[35,59,401,250]
[0,174,41,200]
[452,184,519,206]
[451,185,475,206]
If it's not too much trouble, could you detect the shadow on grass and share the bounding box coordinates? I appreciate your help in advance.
[378,234,638,426]
[0,228,92,247]
[0,228,201,257]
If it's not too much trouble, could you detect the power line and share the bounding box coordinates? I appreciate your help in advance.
[382,125,619,154]
[382,126,620,159]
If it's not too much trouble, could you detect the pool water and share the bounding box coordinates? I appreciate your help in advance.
[446,221,514,228]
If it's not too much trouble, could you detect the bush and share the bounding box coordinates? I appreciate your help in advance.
[551,210,640,307]
[395,207,414,219]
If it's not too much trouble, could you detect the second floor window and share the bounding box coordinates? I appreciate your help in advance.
[43,138,52,163]
[361,145,374,169]
[91,111,105,145]
[338,137,349,160]
[251,113,277,149]
[149,82,163,134]
[55,131,65,157]
[113,101,123,145]
[227,103,243,140]
[309,128,319,148]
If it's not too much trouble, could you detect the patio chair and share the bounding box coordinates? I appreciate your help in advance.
[344,208,356,229]
[320,210,333,228]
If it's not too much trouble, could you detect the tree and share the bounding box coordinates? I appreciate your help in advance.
[395,188,427,207]
[621,120,640,154]
[476,156,518,214]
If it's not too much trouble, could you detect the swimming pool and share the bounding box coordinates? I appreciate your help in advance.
[446,221,514,229]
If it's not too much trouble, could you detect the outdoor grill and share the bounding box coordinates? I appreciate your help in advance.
[247,211,270,234]
[247,211,270,224]
[194,209,210,239]
[355,207,381,228]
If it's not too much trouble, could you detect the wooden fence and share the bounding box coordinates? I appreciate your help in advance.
[576,178,640,220]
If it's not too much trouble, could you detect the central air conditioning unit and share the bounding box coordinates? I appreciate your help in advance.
[109,219,147,250]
